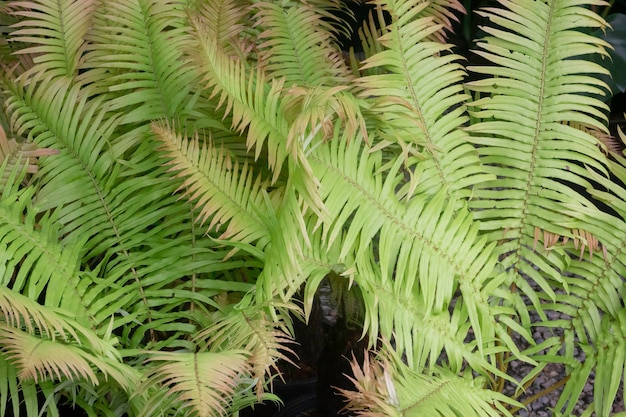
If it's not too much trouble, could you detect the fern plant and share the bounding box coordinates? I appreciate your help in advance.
[0,0,624,416]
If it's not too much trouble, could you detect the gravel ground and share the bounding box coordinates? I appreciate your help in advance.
[502,312,625,416]
[504,350,625,416]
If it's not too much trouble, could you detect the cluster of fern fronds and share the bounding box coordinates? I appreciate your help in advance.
[0,0,625,416]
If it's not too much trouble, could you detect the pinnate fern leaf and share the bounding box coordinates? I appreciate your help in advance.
[0,289,135,391]
[466,0,613,324]
[0,325,96,385]
[140,350,250,417]
[188,16,327,216]
[154,122,272,249]
[189,20,290,180]
[358,0,491,199]
[8,0,97,80]
[81,0,198,124]
[310,138,514,375]
[193,0,251,56]
[0,184,97,327]
[254,1,350,87]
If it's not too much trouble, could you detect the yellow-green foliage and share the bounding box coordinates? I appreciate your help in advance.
[0,0,623,416]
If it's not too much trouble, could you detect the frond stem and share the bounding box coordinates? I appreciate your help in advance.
[506,374,570,414]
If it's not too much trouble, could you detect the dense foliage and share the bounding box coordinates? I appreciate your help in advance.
[0,0,625,416]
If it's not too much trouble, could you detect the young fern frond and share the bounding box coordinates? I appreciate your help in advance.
[339,348,519,417]
[0,286,80,345]
[0,325,135,390]
[0,285,137,393]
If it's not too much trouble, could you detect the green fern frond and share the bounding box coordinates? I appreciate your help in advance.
[310,138,514,374]
[466,0,612,317]
[0,293,136,392]
[283,85,367,148]
[349,6,387,77]
[254,1,351,87]
[192,0,252,57]
[554,308,626,417]
[591,311,626,417]
[416,0,465,41]
[0,356,44,417]
[8,0,97,80]
[0,286,126,361]
[190,15,329,215]
[3,77,123,214]
[3,78,150,311]
[548,157,626,352]
[88,217,264,349]
[253,186,307,302]
[358,0,491,199]
[299,219,347,319]
[0,285,82,344]
[517,162,626,415]
[0,186,98,328]
[3,73,227,346]
[190,18,287,175]
[81,0,199,124]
